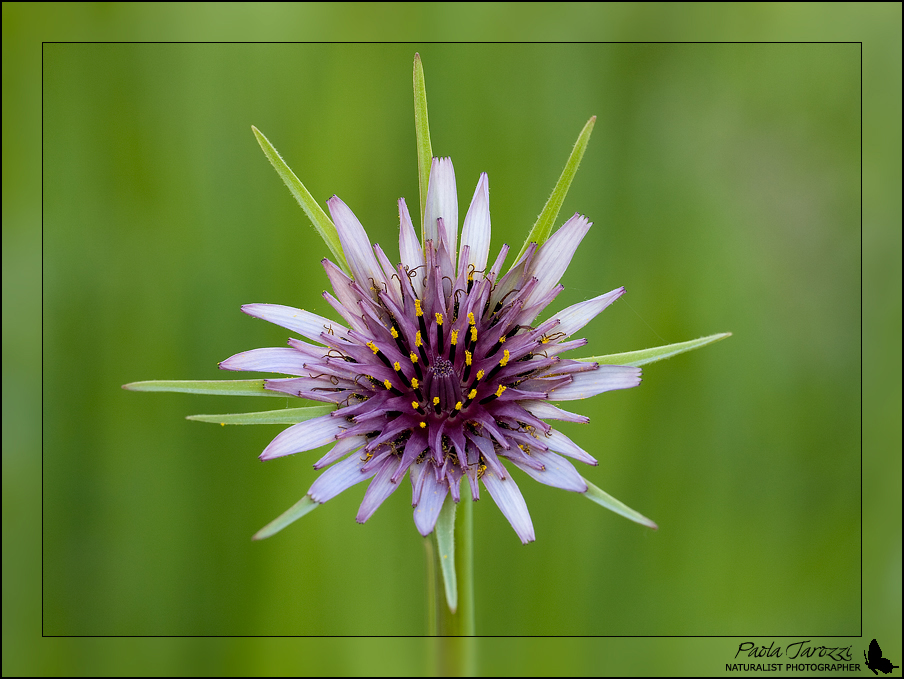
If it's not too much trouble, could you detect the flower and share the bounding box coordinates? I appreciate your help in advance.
[219,157,641,544]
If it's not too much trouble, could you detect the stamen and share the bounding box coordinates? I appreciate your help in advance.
[432,396,440,415]
[435,312,445,349]
[419,421,426,429]
[462,349,473,382]
[449,329,458,363]
[479,384,506,404]
[409,351,423,379]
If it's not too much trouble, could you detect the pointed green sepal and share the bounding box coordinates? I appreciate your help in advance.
[186,404,334,425]
[514,116,596,264]
[123,379,289,397]
[582,477,658,530]
[434,496,458,613]
[413,53,433,239]
[252,495,319,540]
[251,125,351,275]
[577,332,731,367]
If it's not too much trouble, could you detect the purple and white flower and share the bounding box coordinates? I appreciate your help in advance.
[220,157,641,543]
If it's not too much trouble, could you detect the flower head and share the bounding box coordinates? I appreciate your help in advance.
[221,157,641,543]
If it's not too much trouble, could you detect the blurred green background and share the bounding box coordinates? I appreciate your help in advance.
[5,2,900,676]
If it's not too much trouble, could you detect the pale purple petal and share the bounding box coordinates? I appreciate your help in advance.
[322,260,369,333]
[524,213,591,308]
[260,414,347,460]
[413,466,449,536]
[544,428,598,466]
[459,172,490,277]
[313,435,367,469]
[308,453,378,504]
[548,365,642,400]
[481,468,535,544]
[520,400,590,424]
[242,304,348,343]
[551,287,625,338]
[327,195,385,293]
[506,449,588,492]
[424,157,458,272]
[398,198,425,296]
[356,455,404,523]
[219,348,310,375]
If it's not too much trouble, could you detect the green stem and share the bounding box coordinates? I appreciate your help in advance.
[431,499,476,676]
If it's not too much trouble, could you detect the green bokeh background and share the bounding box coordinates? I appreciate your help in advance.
[5,3,900,676]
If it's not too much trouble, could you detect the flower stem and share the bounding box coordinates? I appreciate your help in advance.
[430,498,476,676]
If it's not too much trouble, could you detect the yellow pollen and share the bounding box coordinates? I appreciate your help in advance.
[435,312,444,326]
[390,327,399,338]
[415,331,423,347]
[468,388,477,400]
[411,401,420,410]
[432,396,440,406]
[496,385,506,397]
[393,361,401,371]
[410,352,419,364]
[540,335,550,344]
[419,421,426,428]
[465,350,472,366]
[450,330,458,345]
[411,378,419,389]
[468,312,475,325]
[476,369,485,381]
[415,299,423,316]
[499,335,506,344]
[383,379,392,390]
[367,342,379,354]
[470,327,477,342]
[500,349,510,367]
[455,401,463,411]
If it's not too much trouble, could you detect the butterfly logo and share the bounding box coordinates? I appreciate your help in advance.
[864,639,900,676]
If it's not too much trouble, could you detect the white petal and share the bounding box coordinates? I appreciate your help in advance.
[552,287,625,338]
[260,414,347,460]
[459,172,490,277]
[548,365,642,400]
[524,213,591,308]
[327,195,385,293]
[481,468,535,544]
[242,304,349,343]
[424,157,458,272]
[398,198,425,296]
[544,428,598,466]
[219,347,311,375]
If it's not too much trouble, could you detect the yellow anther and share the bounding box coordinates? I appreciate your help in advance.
[470,327,477,342]
[500,350,510,367]
[411,378,420,389]
[383,379,392,390]
[367,341,379,354]
[468,312,476,326]
[540,335,550,344]
[455,402,463,411]
[411,401,420,410]
[390,327,399,338]
[415,331,423,347]
[450,330,459,345]
[468,388,477,400]
[435,312,444,326]
[419,421,426,428]
[432,396,440,406]
[499,335,506,344]
[496,385,506,397]
[415,299,423,317]
[409,352,419,364]
[476,369,485,381]
[465,350,472,366]
[393,361,401,371]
